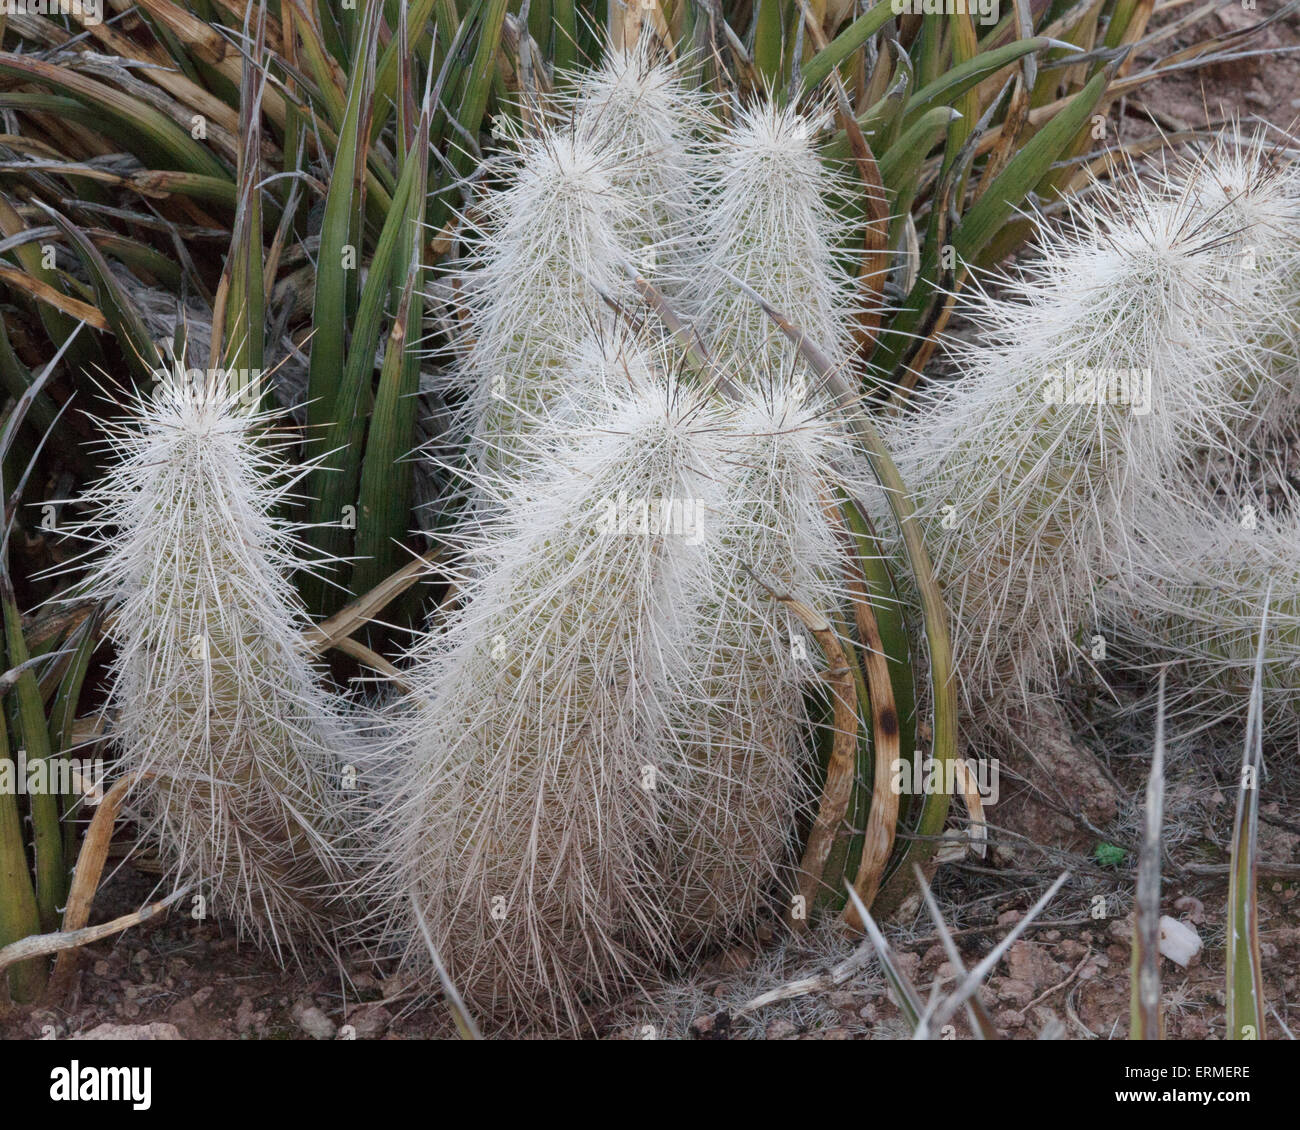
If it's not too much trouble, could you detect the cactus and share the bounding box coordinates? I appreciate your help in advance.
[660,383,852,953]
[686,100,857,376]
[1105,475,1300,737]
[377,352,726,1030]
[73,370,350,959]
[886,172,1251,707]
[1167,131,1300,440]
[564,34,706,291]
[451,121,643,474]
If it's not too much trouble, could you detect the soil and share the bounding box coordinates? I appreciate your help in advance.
[3,5,1300,1041]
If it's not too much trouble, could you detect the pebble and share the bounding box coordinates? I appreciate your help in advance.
[292,1001,337,1041]
[76,1022,181,1040]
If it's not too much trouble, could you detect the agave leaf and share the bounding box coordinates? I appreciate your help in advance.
[305,119,419,614]
[304,1,381,444]
[1227,603,1268,1040]
[0,316,61,454]
[799,0,892,95]
[351,103,431,604]
[0,192,105,378]
[0,702,43,1002]
[839,552,900,918]
[870,60,1112,380]
[35,203,164,385]
[287,0,349,130]
[752,0,785,88]
[49,609,101,869]
[958,59,1113,262]
[0,55,231,181]
[86,233,185,292]
[774,591,858,928]
[876,105,958,195]
[719,272,959,917]
[936,10,981,170]
[216,4,269,383]
[371,0,438,145]
[1103,0,1156,51]
[0,539,62,933]
[840,494,918,882]
[0,265,108,332]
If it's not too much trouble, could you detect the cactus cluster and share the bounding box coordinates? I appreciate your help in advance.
[75,44,865,1029]
[379,47,863,1027]
[884,142,1300,723]
[67,38,1300,1033]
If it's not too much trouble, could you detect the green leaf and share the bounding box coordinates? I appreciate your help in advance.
[1227,613,1268,1040]
[0,581,63,931]
[352,108,431,604]
[0,701,43,1002]
[304,2,382,445]
[870,61,1113,379]
[36,203,164,386]
[305,128,420,615]
[954,60,1113,266]
[0,55,230,181]
[220,12,268,385]
[799,1,893,95]
[877,105,959,192]
[753,0,786,89]
[1093,842,1126,867]
[903,38,1053,127]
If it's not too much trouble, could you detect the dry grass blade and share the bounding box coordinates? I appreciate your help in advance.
[843,882,925,1030]
[734,929,878,1016]
[1227,597,1269,1040]
[301,547,440,655]
[46,772,139,996]
[949,759,987,861]
[1130,671,1166,1040]
[0,268,108,330]
[911,864,998,1039]
[841,553,899,922]
[410,895,481,1041]
[921,871,1071,1033]
[0,888,190,984]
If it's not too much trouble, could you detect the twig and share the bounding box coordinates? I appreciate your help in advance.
[0,887,189,979]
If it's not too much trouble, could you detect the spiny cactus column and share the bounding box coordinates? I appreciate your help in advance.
[380,357,726,1031]
[687,101,858,378]
[660,384,853,953]
[76,371,350,958]
[886,176,1251,709]
[452,119,645,475]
